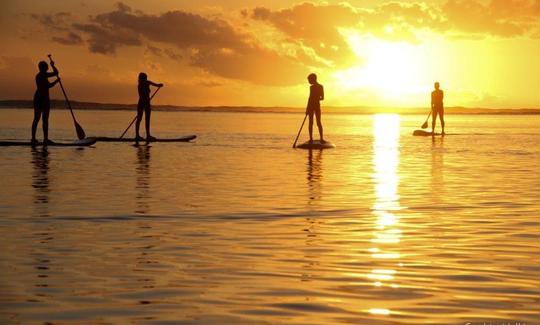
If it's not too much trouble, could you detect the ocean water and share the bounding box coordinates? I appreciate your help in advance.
[0,109,539,324]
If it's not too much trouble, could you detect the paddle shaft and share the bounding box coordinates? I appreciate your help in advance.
[292,113,308,148]
[119,86,161,139]
[48,55,85,139]
[425,111,432,123]
[57,77,75,120]
[422,111,432,128]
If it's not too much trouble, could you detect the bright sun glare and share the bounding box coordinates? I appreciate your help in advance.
[335,33,428,99]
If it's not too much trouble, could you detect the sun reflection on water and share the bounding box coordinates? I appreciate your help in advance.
[369,308,391,316]
[369,114,401,315]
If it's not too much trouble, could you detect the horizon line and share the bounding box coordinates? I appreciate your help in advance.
[1,99,539,112]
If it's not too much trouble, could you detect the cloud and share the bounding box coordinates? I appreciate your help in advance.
[72,22,141,54]
[369,0,540,38]
[243,2,447,66]
[198,80,223,88]
[93,4,249,52]
[247,3,360,66]
[29,1,540,86]
[52,32,83,45]
[32,2,308,86]
[163,49,183,61]
[245,1,540,43]
[30,12,72,31]
[360,2,445,39]
[144,46,183,61]
[442,0,540,37]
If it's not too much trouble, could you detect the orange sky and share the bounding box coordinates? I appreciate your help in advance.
[1,0,540,108]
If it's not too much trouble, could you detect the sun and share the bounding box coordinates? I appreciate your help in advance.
[334,33,429,100]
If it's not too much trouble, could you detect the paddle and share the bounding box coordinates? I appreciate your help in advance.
[421,111,431,129]
[47,54,86,140]
[292,113,308,148]
[119,86,162,139]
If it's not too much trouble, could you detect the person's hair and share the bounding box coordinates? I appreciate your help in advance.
[138,72,148,82]
[308,73,317,83]
[38,61,48,72]
[434,81,440,88]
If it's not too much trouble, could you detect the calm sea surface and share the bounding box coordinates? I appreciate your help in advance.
[1,109,539,324]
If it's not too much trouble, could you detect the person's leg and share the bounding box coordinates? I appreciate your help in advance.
[42,104,50,143]
[308,110,314,142]
[145,105,155,140]
[315,107,324,142]
[32,103,41,143]
[135,103,144,139]
[431,110,438,134]
[439,109,445,134]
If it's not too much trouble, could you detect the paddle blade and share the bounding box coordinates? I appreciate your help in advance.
[75,121,86,140]
[421,121,428,129]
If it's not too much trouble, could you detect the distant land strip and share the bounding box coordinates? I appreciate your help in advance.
[1,100,539,115]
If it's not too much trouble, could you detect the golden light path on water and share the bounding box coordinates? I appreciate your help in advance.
[368,114,401,317]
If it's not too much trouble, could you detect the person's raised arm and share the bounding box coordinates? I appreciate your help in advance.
[148,80,164,87]
[48,77,60,88]
[46,62,59,78]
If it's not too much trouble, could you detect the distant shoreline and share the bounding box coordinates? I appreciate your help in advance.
[1,100,539,115]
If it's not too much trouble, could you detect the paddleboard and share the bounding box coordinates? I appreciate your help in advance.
[413,130,442,136]
[296,140,336,149]
[0,138,97,147]
[95,135,197,142]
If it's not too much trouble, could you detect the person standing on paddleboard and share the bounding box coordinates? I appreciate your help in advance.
[431,82,445,135]
[306,73,325,143]
[31,61,60,145]
[136,72,163,141]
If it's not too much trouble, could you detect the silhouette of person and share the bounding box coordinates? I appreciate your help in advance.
[136,72,163,141]
[306,73,325,143]
[31,61,60,145]
[431,82,445,135]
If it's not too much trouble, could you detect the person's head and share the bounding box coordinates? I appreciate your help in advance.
[138,72,148,82]
[308,73,317,85]
[38,61,48,72]
[434,81,440,90]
